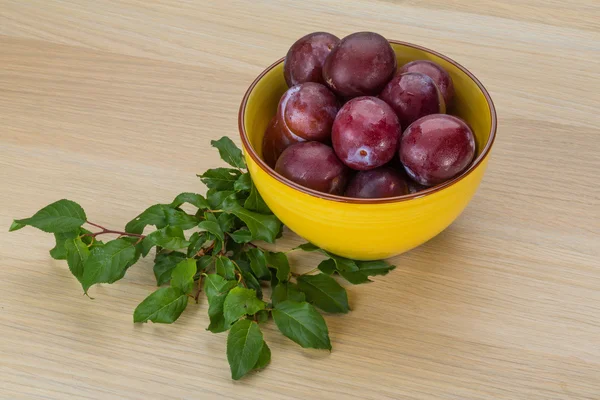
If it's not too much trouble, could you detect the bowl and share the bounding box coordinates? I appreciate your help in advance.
[238,40,497,260]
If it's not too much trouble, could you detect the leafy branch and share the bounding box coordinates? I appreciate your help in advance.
[9,136,395,380]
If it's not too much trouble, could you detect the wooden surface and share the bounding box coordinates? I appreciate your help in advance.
[1,1,599,399]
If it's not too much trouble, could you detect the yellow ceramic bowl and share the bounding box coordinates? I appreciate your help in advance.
[239,41,497,260]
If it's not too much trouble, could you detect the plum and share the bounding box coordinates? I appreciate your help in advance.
[322,32,396,98]
[345,167,409,198]
[380,72,445,129]
[278,82,339,142]
[400,114,476,186]
[284,32,340,87]
[275,141,350,194]
[262,116,299,168]
[399,60,454,105]
[332,96,401,170]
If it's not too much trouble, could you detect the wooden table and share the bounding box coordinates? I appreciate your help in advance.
[1,1,599,399]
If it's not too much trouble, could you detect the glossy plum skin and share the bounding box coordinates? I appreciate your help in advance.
[380,72,445,129]
[262,116,300,168]
[284,32,340,87]
[278,82,339,142]
[332,96,401,170]
[399,60,455,106]
[322,32,397,99]
[275,141,350,194]
[345,167,409,198]
[400,114,476,186]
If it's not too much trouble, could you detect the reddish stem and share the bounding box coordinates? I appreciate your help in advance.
[84,221,146,240]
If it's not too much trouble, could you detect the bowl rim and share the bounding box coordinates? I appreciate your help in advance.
[238,39,497,204]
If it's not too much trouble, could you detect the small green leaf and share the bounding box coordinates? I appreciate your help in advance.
[133,287,188,324]
[265,251,290,282]
[143,226,190,254]
[227,319,263,380]
[272,301,331,350]
[295,242,320,252]
[245,248,270,280]
[215,255,236,280]
[221,200,280,243]
[64,236,90,282]
[203,274,239,332]
[317,259,336,275]
[196,255,214,273]
[170,192,209,209]
[297,274,349,314]
[271,282,306,307]
[337,260,396,285]
[244,184,271,214]
[228,229,253,243]
[153,251,187,286]
[223,287,266,326]
[197,220,224,242]
[212,136,247,169]
[81,238,137,293]
[254,341,271,370]
[234,173,252,191]
[338,270,371,284]
[235,259,263,299]
[14,199,86,233]
[217,213,237,233]
[207,189,240,210]
[199,168,242,191]
[255,310,269,324]
[9,220,25,232]
[187,232,208,257]
[125,204,198,234]
[170,258,197,294]
[49,230,80,260]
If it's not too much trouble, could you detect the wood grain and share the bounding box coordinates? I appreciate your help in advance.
[1,1,599,399]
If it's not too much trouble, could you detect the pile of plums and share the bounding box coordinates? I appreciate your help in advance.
[262,31,476,198]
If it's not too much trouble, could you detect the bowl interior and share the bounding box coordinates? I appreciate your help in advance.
[241,41,495,200]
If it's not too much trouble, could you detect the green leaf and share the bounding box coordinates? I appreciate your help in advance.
[317,259,336,275]
[227,319,263,380]
[223,287,266,326]
[244,184,271,214]
[187,232,208,257]
[265,251,290,282]
[204,274,238,332]
[228,229,253,243]
[217,213,237,233]
[206,189,239,210]
[196,255,214,273]
[143,226,190,254]
[153,251,187,286]
[234,173,252,191]
[337,260,396,285]
[170,192,209,209]
[170,258,197,294]
[294,243,359,272]
[255,310,269,324]
[272,301,331,350]
[223,203,281,243]
[133,287,188,324]
[125,204,198,234]
[297,273,349,313]
[49,230,80,260]
[245,248,270,280]
[215,255,236,280]
[14,199,86,233]
[212,136,247,169]
[81,238,137,293]
[295,242,320,252]
[9,220,25,232]
[235,259,263,299]
[197,220,224,242]
[254,341,271,370]
[64,236,90,282]
[271,282,306,307]
[199,168,242,191]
